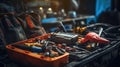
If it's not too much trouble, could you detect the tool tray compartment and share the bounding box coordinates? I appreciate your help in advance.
[67,40,120,67]
[6,34,69,67]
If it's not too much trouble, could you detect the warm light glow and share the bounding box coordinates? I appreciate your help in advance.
[39,7,43,10]
[48,8,52,11]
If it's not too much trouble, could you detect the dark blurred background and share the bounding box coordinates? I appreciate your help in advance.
[0,0,119,15]
[0,0,120,67]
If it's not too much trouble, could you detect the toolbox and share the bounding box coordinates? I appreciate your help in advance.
[6,34,69,67]
[6,24,120,67]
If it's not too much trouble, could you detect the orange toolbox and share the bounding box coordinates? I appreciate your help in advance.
[6,34,69,67]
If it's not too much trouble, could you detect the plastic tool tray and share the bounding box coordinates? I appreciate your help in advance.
[6,34,69,67]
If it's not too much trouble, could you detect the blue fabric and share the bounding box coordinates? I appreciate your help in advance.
[41,18,57,23]
[87,0,111,24]
[96,0,111,17]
